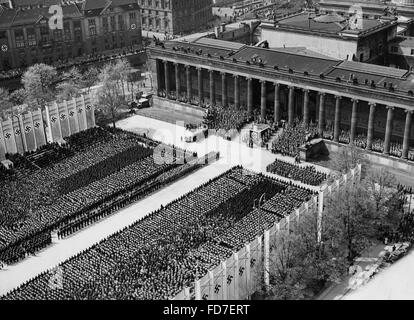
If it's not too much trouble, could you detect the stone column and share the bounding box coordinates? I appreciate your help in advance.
[274,82,280,124]
[247,77,253,115]
[402,109,413,160]
[350,99,358,144]
[333,96,342,142]
[197,67,203,106]
[221,72,227,107]
[288,86,295,126]
[318,93,326,136]
[260,80,266,119]
[234,75,240,108]
[185,65,191,100]
[367,102,376,150]
[383,106,394,155]
[209,70,215,106]
[163,60,170,97]
[303,89,310,126]
[174,63,180,98]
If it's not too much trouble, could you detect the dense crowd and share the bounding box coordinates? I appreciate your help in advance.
[203,104,249,132]
[2,167,314,300]
[266,158,327,186]
[0,127,198,265]
[271,122,319,157]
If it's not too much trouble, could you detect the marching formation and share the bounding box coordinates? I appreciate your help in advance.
[0,127,199,265]
[266,158,327,186]
[2,167,315,300]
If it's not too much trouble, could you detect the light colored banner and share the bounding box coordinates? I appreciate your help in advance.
[2,119,17,155]
[75,96,87,132]
[0,121,6,161]
[22,112,37,152]
[58,101,71,138]
[12,115,26,154]
[83,95,95,129]
[46,103,63,142]
[67,98,79,135]
[32,108,46,148]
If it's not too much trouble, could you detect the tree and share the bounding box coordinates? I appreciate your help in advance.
[80,66,99,94]
[0,87,12,114]
[97,62,128,128]
[56,81,81,101]
[8,88,28,106]
[21,63,57,107]
[331,143,367,174]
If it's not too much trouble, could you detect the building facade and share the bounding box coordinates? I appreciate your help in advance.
[138,0,213,35]
[0,0,142,70]
[259,12,398,64]
[148,37,414,161]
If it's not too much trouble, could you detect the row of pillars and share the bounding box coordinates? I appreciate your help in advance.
[162,61,413,159]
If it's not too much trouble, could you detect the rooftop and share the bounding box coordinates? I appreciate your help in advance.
[261,12,394,37]
[154,36,414,95]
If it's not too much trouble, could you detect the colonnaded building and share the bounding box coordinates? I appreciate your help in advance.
[147,36,414,169]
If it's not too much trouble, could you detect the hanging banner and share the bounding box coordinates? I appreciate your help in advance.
[67,98,79,135]
[22,111,36,152]
[57,100,71,138]
[32,108,46,148]
[12,115,26,154]
[0,121,6,161]
[2,118,17,155]
[46,102,62,142]
[75,96,87,132]
[83,95,95,129]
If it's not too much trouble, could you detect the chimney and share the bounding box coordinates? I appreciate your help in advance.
[214,26,220,38]
[220,23,226,33]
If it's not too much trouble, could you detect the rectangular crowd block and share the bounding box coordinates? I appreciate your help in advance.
[67,98,80,135]
[83,95,96,129]
[32,108,46,148]
[57,101,71,138]
[22,112,37,152]
[75,96,87,132]
[0,121,6,160]
[12,115,26,154]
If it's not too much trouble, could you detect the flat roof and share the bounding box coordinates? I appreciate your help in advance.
[335,60,409,78]
[192,37,246,51]
[270,12,392,36]
[234,46,339,74]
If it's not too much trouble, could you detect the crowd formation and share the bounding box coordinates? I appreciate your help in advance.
[266,159,327,186]
[0,127,198,265]
[271,122,319,157]
[2,167,314,300]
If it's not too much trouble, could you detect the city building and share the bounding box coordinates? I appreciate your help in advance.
[259,12,398,64]
[148,37,414,166]
[0,0,142,70]
[138,0,213,36]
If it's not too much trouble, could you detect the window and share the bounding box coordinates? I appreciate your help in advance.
[129,12,136,21]
[74,21,82,41]
[411,49,414,55]
[118,15,124,30]
[88,19,96,36]
[102,16,109,33]
[15,29,25,48]
[26,28,36,46]
[391,46,398,53]
[54,29,63,41]
[64,22,71,41]
[110,16,116,30]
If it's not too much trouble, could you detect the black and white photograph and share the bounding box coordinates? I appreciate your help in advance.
[0,0,414,308]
